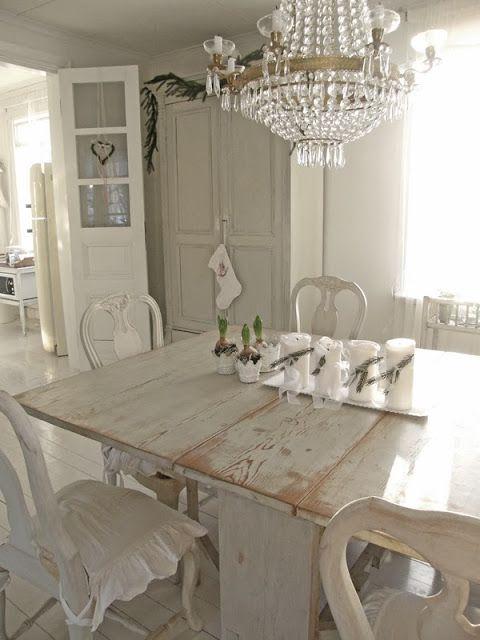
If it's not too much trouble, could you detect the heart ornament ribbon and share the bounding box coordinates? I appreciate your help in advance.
[91,139,115,166]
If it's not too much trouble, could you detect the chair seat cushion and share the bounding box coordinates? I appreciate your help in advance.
[322,589,429,639]
[102,444,159,477]
[37,480,207,630]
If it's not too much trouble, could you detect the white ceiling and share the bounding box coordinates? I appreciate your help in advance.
[0,0,277,57]
[0,0,447,58]
[0,62,44,92]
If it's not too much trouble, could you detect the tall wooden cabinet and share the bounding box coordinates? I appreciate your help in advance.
[162,97,291,338]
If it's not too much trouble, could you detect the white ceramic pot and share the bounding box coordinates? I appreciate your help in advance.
[236,358,262,383]
[215,352,237,375]
[257,342,281,373]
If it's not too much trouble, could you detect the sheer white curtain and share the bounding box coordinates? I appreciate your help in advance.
[403,42,480,299]
[394,6,480,352]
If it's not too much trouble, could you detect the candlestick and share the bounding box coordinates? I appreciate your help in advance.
[280,333,311,389]
[227,57,235,73]
[347,340,381,403]
[313,337,344,399]
[213,35,223,55]
[385,338,415,411]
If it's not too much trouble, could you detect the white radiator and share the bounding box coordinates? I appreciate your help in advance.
[393,293,480,355]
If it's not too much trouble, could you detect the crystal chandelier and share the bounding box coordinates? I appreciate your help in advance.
[203,2,446,168]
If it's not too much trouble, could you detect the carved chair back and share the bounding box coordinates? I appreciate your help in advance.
[0,391,89,613]
[80,293,164,369]
[320,497,480,640]
[290,276,367,339]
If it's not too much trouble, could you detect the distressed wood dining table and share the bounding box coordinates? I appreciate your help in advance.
[15,330,480,640]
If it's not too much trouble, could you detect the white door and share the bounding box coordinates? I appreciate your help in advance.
[165,99,221,334]
[222,110,290,331]
[57,66,149,369]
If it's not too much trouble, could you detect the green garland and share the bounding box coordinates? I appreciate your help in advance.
[142,49,264,173]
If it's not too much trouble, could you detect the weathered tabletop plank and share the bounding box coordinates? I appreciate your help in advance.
[178,395,382,508]
[15,331,278,469]
[297,349,480,538]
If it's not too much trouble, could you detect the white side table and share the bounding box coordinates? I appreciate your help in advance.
[0,265,37,336]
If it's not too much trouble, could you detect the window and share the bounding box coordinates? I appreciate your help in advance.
[403,43,480,299]
[12,114,51,251]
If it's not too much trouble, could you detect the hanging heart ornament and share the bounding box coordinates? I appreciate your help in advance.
[91,138,115,166]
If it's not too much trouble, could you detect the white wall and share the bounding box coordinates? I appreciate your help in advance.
[323,118,406,342]
[323,25,411,343]
[290,158,324,331]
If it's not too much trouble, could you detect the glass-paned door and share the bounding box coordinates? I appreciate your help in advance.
[59,66,149,369]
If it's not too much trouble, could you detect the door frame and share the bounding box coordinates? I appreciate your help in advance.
[46,72,81,367]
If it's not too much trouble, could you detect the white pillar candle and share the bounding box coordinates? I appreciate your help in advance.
[347,340,381,403]
[280,333,312,389]
[314,337,343,399]
[385,338,415,411]
[213,35,223,54]
[227,57,236,73]
[272,9,284,32]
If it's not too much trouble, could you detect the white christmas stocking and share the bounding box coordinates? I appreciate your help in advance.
[208,244,242,310]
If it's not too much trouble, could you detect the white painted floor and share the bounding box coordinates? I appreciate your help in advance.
[0,319,439,640]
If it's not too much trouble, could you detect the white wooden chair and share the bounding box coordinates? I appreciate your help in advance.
[320,496,480,639]
[0,391,206,639]
[290,276,367,338]
[80,293,184,506]
[80,293,219,570]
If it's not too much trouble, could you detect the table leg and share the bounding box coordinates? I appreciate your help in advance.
[19,301,26,336]
[219,491,321,640]
[186,479,220,570]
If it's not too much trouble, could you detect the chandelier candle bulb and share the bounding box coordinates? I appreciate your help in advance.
[213,35,223,55]
[227,57,236,74]
[280,333,312,389]
[385,338,415,411]
[347,340,381,403]
[272,9,284,33]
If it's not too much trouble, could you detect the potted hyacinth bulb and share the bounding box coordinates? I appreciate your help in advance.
[213,315,238,375]
[253,314,281,372]
[253,314,268,349]
[236,324,262,383]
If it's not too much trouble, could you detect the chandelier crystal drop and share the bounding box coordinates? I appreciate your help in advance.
[203,2,444,168]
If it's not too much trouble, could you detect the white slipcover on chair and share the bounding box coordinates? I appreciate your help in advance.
[0,391,207,639]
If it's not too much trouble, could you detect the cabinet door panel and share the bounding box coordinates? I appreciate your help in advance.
[229,246,274,327]
[176,108,216,234]
[178,244,216,321]
[166,99,220,333]
[230,115,274,237]
[224,111,290,331]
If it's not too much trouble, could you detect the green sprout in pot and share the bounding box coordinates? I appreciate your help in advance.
[214,316,237,357]
[238,324,261,365]
[253,315,267,349]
